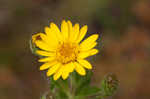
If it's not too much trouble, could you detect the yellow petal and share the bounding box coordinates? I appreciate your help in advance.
[78,59,92,69]
[65,62,75,73]
[36,50,56,56]
[71,23,80,42]
[62,71,69,80]
[40,61,57,70]
[53,66,64,80]
[41,32,58,48]
[35,40,56,51]
[45,27,59,44]
[68,62,75,73]
[76,25,88,43]
[35,40,53,51]
[61,63,71,80]
[74,62,86,76]
[78,49,99,59]
[62,69,69,80]
[50,22,60,33]
[50,23,63,41]
[38,57,55,62]
[81,42,97,51]
[80,34,99,51]
[61,20,69,40]
[67,21,73,41]
[47,63,61,76]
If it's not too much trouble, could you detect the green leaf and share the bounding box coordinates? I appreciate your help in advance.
[49,77,69,99]
[55,90,68,99]
[74,96,85,99]
[49,77,57,92]
[75,71,92,93]
[49,77,66,91]
[77,86,101,96]
[74,71,93,96]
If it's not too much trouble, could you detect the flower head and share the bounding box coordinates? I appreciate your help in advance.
[32,20,99,80]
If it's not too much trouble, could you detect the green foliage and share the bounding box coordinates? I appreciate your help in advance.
[75,71,93,94]
[97,73,119,99]
[55,89,68,99]
[49,77,69,99]
[43,71,119,99]
[101,73,119,96]
[74,71,101,97]
[77,86,101,96]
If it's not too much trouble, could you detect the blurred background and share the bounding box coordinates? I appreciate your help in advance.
[0,0,150,99]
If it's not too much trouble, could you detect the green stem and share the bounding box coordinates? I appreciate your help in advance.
[68,74,75,99]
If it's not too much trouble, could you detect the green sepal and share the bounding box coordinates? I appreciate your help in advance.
[29,39,38,55]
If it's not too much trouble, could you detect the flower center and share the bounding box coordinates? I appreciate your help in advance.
[56,42,79,64]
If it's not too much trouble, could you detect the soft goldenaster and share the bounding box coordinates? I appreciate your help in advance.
[32,20,99,80]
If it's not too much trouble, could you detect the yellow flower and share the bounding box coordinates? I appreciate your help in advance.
[32,20,99,80]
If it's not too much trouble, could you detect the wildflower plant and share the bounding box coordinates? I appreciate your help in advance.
[30,20,119,99]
